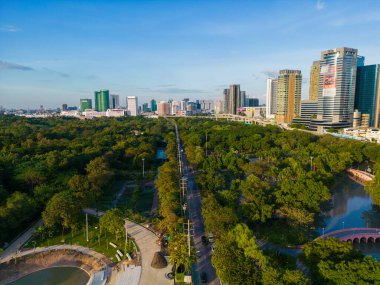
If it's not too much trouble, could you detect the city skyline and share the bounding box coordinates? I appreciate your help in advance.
[1,0,380,108]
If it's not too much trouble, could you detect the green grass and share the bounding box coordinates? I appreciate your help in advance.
[24,216,136,261]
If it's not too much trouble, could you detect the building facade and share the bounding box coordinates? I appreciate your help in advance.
[313,47,358,131]
[229,84,241,115]
[127,96,138,116]
[309,61,320,101]
[266,78,278,119]
[95,90,110,112]
[275,70,302,124]
[223,88,230,113]
[354,64,380,128]
[80,99,92,112]
[109,94,120,109]
[157,101,170,116]
[246,98,259,107]
[151,99,157,112]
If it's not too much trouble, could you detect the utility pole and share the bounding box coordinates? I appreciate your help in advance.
[86,213,89,242]
[142,158,145,177]
[187,219,191,257]
[205,131,208,157]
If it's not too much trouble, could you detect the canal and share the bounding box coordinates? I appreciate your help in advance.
[321,173,380,259]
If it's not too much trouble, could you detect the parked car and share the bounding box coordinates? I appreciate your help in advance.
[165,272,174,280]
[201,235,208,245]
[208,233,214,243]
[211,244,215,254]
[201,272,208,283]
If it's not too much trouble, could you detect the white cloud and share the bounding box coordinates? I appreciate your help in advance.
[0,25,20,32]
[316,0,325,11]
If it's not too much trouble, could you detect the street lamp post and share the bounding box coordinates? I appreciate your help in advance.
[310,156,314,171]
[342,221,345,230]
[142,158,145,178]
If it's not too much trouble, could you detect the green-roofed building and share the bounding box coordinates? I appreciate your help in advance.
[80,98,92,112]
[95,90,110,112]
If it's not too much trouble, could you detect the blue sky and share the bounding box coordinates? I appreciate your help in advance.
[1,0,380,109]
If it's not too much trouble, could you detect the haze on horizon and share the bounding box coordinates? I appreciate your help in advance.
[0,0,380,109]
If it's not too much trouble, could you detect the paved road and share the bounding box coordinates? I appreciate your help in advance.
[125,220,172,285]
[173,121,219,285]
[0,219,43,261]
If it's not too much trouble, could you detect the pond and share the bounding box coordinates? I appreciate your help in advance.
[320,173,380,259]
[7,267,89,285]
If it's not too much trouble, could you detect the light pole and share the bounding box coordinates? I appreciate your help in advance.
[142,158,145,178]
[342,221,345,230]
[322,227,325,236]
[310,156,314,171]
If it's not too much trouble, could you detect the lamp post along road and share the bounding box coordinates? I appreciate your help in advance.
[142,158,145,178]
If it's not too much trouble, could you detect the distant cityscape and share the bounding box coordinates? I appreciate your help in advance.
[1,46,379,142]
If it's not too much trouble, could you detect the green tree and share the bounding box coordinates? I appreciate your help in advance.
[99,208,125,241]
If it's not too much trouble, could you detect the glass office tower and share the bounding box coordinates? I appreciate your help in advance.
[355,64,380,127]
[95,90,110,112]
[80,99,92,112]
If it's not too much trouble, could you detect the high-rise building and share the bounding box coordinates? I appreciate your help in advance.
[62,104,68,111]
[215,100,224,114]
[313,47,358,131]
[266,78,278,119]
[223,88,230,113]
[171,101,180,115]
[240,91,246,108]
[199,100,214,112]
[80,99,92,112]
[355,64,380,127]
[246,98,259,107]
[127,96,138,116]
[109,94,120,109]
[142,103,150,112]
[229,84,241,114]
[276,70,302,124]
[157,101,170,116]
[95,90,110,112]
[309,61,320,102]
[357,56,365,67]
[150,99,157,112]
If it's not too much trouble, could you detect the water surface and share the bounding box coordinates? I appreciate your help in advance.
[8,267,89,285]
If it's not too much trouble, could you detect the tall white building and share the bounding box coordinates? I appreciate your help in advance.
[215,100,224,114]
[266,78,278,119]
[127,96,138,116]
[109,94,120,109]
[171,101,180,115]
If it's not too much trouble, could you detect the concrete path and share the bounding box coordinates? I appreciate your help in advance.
[0,219,43,261]
[125,220,172,285]
[113,264,141,285]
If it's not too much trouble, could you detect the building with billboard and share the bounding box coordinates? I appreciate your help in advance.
[275,70,302,124]
[95,90,110,112]
[354,64,380,128]
[80,99,92,112]
[311,47,358,131]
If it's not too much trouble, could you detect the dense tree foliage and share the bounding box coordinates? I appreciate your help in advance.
[178,118,380,284]
[0,115,170,245]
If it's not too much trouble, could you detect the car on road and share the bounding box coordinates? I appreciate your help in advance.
[208,233,214,243]
[201,235,208,245]
[211,244,215,253]
[201,272,208,283]
[165,272,174,280]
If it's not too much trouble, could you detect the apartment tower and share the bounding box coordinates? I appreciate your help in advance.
[275,70,302,123]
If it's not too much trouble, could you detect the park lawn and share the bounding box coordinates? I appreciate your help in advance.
[95,179,127,211]
[116,184,154,215]
[23,216,135,261]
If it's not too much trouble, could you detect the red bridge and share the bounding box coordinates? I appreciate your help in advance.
[317,228,380,243]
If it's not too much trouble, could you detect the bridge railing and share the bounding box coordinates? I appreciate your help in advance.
[316,227,380,240]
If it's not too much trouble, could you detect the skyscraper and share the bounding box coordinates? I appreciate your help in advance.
[109,94,120,109]
[80,99,92,112]
[355,64,380,128]
[266,78,278,119]
[158,101,170,116]
[229,84,241,114]
[151,99,157,112]
[95,90,110,112]
[313,47,358,131]
[246,98,259,107]
[127,96,138,116]
[309,61,320,102]
[223,88,230,113]
[276,70,302,124]
[240,91,246,107]
[171,100,180,115]
[62,104,68,111]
